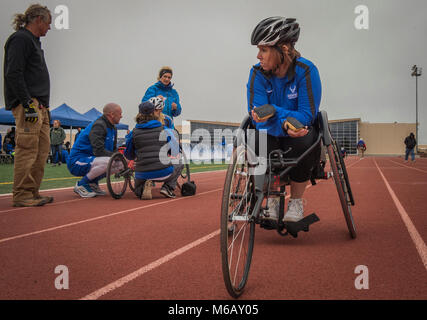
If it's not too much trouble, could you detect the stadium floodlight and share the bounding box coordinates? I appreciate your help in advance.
[411,65,422,153]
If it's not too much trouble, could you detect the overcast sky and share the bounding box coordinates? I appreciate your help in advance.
[1,0,426,143]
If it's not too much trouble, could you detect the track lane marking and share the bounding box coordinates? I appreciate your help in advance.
[0,169,227,199]
[80,157,363,299]
[387,159,427,174]
[0,188,223,244]
[0,170,226,214]
[374,158,427,270]
[80,229,221,300]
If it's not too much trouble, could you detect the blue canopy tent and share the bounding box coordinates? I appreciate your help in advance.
[0,108,16,125]
[83,107,129,130]
[50,103,92,128]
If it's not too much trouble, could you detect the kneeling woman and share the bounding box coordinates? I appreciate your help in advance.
[248,17,322,222]
[124,101,183,199]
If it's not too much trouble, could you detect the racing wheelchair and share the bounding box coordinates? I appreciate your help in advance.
[105,129,191,199]
[220,110,356,298]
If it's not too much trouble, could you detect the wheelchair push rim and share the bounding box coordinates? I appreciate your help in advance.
[106,152,129,199]
[327,142,357,238]
[220,145,256,298]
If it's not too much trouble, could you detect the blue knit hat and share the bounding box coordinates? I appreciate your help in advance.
[139,101,155,115]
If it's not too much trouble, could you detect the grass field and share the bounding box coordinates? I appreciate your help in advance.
[0,161,228,195]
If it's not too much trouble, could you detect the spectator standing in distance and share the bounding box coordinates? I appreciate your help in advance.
[50,119,66,166]
[3,4,53,207]
[404,132,417,163]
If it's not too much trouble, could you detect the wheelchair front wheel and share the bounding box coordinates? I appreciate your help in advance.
[220,145,256,298]
[106,152,129,199]
[327,142,357,238]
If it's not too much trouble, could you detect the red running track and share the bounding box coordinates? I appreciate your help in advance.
[0,158,426,300]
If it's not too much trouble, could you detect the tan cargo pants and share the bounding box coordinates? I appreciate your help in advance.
[11,101,50,202]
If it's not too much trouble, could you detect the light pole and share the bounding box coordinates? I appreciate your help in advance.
[411,65,422,153]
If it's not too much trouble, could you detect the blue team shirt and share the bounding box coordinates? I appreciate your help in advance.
[247,56,322,137]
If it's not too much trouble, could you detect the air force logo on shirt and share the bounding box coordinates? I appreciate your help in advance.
[287,85,298,99]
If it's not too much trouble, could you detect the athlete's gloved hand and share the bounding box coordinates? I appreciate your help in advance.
[24,100,38,123]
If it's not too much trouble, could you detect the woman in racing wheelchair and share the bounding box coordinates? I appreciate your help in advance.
[247,16,322,223]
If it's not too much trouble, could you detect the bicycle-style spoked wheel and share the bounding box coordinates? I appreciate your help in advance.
[177,151,191,190]
[327,142,357,238]
[220,146,256,298]
[333,140,354,206]
[106,152,129,199]
[127,160,136,193]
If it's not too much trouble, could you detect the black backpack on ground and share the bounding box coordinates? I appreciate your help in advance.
[181,181,196,196]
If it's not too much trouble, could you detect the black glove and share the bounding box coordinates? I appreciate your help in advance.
[24,100,38,123]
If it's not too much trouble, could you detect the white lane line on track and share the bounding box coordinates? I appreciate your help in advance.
[0,170,227,214]
[0,188,223,244]
[80,229,221,300]
[0,158,362,243]
[0,198,87,215]
[80,157,363,300]
[374,158,427,271]
[387,159,427,174]
[0,169,227,199]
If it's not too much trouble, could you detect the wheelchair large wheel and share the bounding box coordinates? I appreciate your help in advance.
[220,145,256,298]
[127,161,136,193]
[327,141,357,238]
[334,140,354,206]
[106,152,129,199]
[177,151,191,190]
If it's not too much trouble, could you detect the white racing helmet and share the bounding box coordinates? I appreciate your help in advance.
[149,96,165,110]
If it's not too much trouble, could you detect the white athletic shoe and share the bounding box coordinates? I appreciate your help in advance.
[283,198,305,222]
[264,197,280,220]
[74,183,97,198]
[89,183,107,196]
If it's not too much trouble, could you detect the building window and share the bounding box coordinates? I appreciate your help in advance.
[329,121,358,154]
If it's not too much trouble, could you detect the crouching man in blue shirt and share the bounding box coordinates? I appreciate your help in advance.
[67,103,123,198]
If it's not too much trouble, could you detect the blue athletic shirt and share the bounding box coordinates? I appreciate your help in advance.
[247,56,322,137]
[68,117,116,164]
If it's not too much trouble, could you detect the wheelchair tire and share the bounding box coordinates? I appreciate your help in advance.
[327,142,357,239]
[106,152,129,199]
[220,145,256,298]
[127,169,135,192]
[333,140,355,206]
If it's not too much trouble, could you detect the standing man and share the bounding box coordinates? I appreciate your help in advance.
[50,119,66,166]
[3,4,53,207]
[67,103,123,198]
[404,132,417,163]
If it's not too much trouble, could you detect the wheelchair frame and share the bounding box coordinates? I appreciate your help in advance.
[220,110,356,298]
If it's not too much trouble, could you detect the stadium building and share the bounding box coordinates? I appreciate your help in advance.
[176,118,421,156]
